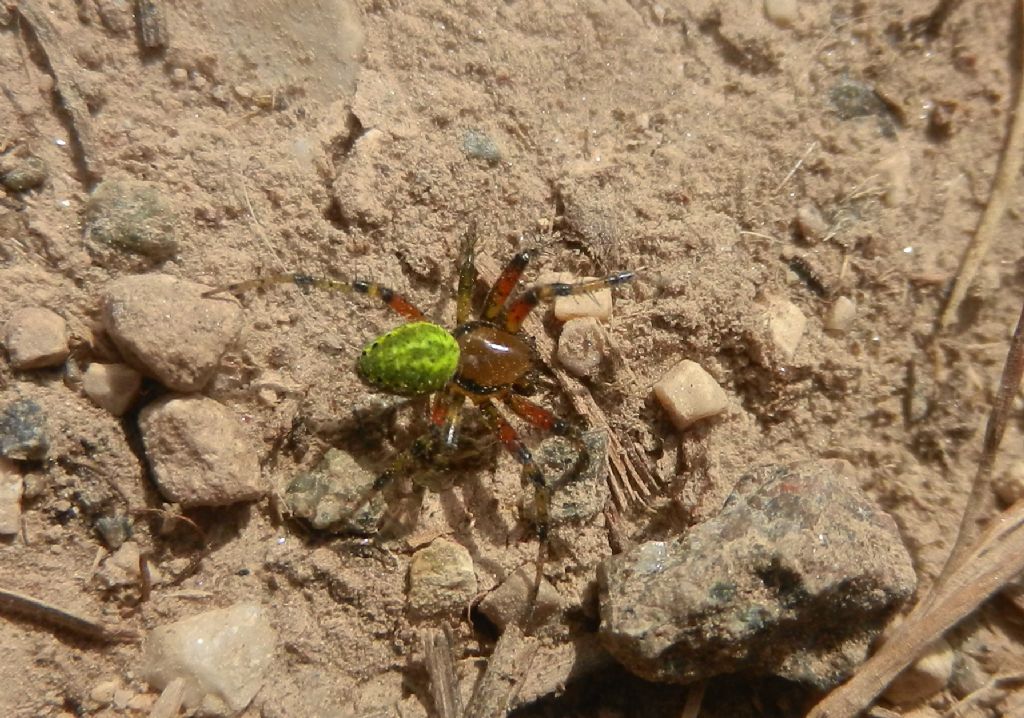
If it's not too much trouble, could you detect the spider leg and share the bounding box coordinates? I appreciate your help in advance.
[476,399,550,538]
[502,272,634,333]
[344,387,466,531]
[481,248,533,321]
[502,393,591,490]
[204,273,425,321]
[456,222,479,325]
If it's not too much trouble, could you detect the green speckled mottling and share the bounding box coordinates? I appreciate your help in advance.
[357,322,460,396]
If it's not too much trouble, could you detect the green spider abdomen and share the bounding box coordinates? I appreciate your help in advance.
[357,321,460,396]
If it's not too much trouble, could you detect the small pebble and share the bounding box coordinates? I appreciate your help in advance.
[461,129,502,163]
[654,360,728,430]
[82,362,142,416]
[84,179,178,261]
[557,317,605,377]
[0,458,23,535]
[284,448,385,534]
[873,150,912,207]
[479,564,561,630]
[0,155,49,192]
[96,540,142,588]
[883,638,955,706]
[795,203,829,242]
[101,274,242,392]
[764,0,798,27]
[141,603,276,715]
[994,460,1024,507]
[139,395,264,507]
[766,298,807,361]
[824,296,856,334]
[170,67,188,85]
[89,678,121,705]
[408,538,477,616]
[0,397,50,460]
[4,307,69,370]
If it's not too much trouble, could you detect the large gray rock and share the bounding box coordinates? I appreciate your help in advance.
[598,462,916,689]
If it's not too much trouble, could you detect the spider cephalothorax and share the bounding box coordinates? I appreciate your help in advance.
[207,224,633,535]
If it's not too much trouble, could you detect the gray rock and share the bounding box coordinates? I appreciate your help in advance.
[598,462,916,689]
[284,448,385,534]
[101,274,242,392]
[0,397,50,460]
[462,129,502,163]
[524,430,609,527]
[140,603,276,716]
[479,564,561,630]
[84,179,178,261]
[0,155,48,192]
[139,395,264,507]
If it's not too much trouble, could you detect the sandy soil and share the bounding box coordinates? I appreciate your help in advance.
[1,1,1023,717]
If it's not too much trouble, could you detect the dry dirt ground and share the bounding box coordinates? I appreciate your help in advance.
[2,1,1024,717]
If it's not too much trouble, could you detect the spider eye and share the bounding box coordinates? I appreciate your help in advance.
[357,322,460,396]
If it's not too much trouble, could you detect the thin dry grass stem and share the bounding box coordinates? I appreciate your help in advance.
[679,680,706,718]
[148,678,186,718]
[773,141,818,194]
[11,1,100,179]
[422,625,463,718]
[937,300,1024,584]
[807,294,1024,718]
[0,587,138,643]
[937,0,1024,332]
[463,625,537,718]
[942,672,1024,718]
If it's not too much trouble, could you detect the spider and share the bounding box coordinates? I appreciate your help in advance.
[206,223,633,537]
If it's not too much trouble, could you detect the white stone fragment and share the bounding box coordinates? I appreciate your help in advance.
[3,307,69,369]
[407,538,477,616]
[541,273,614,322]
[654,360,728,431]
[766,298,807,361]
[557,317,606,377]
[883,638,954,705]
[140,603,276,716]
[139,395,264,507]
[764,0,798,27]
[795,203,828,242]
[0,458,23,535]
[824,296,857,334]
[83,362,142,416]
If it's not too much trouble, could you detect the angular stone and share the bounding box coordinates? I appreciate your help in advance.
[4,307,69,370]
[140,603,276,715]
[654,360,728,430]
[139,396,263,507]
[599,462,916,689]
[84,179,178,261]
[0,398,49,460]
[284,448,385,534]
[408,538,477,617]
[102,274,242,392]
[479,564,561,630]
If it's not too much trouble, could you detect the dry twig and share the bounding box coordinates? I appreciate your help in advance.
[423,625,463,718]
[464,625,537,718]
[0,587,138,642]
[936,0,1024,331]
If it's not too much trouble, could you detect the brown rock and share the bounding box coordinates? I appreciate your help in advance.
[4,307,69,369]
